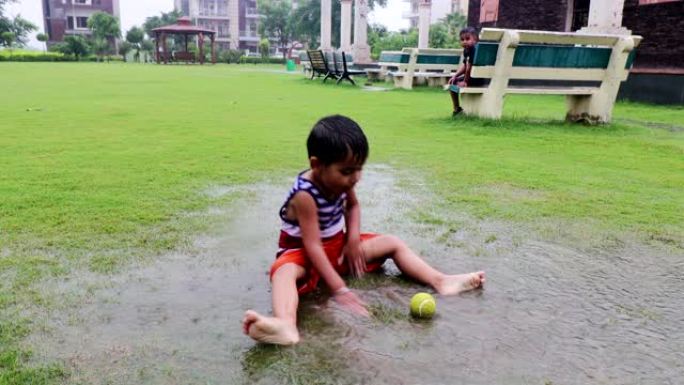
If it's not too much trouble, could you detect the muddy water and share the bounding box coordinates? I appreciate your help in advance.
[29,165,683,385]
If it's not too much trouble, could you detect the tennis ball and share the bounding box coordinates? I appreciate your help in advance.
[410,292,436,319]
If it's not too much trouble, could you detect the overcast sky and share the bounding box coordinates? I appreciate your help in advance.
[7,0,408,49]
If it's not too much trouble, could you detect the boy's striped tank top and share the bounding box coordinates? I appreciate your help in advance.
[278,171,346,254]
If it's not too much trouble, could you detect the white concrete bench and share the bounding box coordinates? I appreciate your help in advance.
[390,48,463,89]
[365,50,410,81]
[458,28,642,123]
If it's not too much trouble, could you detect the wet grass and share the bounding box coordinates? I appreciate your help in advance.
[1,62,683,383]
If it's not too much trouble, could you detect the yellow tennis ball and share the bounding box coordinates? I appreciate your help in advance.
[410,292,436,319]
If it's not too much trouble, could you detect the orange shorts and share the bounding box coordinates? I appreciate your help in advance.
[269,232,384,295]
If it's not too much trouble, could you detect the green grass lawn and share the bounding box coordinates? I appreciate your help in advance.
[1,62,683,383]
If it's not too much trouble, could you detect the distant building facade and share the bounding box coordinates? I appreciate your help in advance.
[42,0,121,44]
[404,0,468,29]
[175,0,260,52]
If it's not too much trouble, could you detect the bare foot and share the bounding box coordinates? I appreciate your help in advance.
[435,271,485,295]
[242,310,300,345]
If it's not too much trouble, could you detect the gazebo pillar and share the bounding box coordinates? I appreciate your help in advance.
[352,0,371,63]
[198,32,204,65]
[340,0,352,53]
[418,0,431,48]
[154,31,160,63]
[211,34,216,64]
[579,0,631,35]
[162,32,168,64]
[320,0,332,51]
[184,34,189,52]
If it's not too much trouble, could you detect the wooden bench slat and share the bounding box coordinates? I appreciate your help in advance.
[460,87,597,95]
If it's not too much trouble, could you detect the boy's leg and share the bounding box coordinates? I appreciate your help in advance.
[243,263,305,345]
[360,235,484,295]
[450,90,462,112]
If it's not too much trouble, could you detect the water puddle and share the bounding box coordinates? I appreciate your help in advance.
[27,165,683,384]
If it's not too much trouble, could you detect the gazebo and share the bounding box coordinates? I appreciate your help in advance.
[151,17,216,64]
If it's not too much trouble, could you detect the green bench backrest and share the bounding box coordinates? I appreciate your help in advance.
[379,52,410,64]
[416,54,460,65]
[473,42,636,69]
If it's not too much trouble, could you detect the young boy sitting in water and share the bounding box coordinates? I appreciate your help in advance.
[242,115,485,345]
[447,27,484,116]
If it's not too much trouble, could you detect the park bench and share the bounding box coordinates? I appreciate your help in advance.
[365,50,410,81]
[390,48,462,89]
[458,28,641,123]
[331,51,366,85]
[173,51,195,63]
[306,49,336,82]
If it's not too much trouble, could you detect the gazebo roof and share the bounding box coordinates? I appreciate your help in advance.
[151,16,215,35]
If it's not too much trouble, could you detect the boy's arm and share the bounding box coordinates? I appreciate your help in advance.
[292,192,368,315]
[463,62,473,85]
[343,189,366,277]
[450,63,466,84]
[292,192,346,292]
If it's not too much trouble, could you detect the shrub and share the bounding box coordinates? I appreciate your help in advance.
[219,49,244,64]
[238,56,286,65]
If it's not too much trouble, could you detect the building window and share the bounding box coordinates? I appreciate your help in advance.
[68,16,89,29]
[74,0,91,4]
[479,0,499,23]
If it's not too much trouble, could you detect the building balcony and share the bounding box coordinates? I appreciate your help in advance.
[245,8,261,17]
[197,14,231,20]
[239,32,259,42]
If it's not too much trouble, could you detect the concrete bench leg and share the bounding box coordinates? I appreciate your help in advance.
[461,92,505,119]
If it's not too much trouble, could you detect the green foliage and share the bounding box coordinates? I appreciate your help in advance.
[126,26,144,62]
[369,29,417,59]
[35,32,47,42]
[257,0,293,58]
[118,40,133,61]
[87,11,121,40]
[259,38,270,59]
[0,30,13,48]
[56,35,90,59]
[0,49,74,61]
[91,37,110,61]
[238,55,286,64]
[0,14,36,47]
[143,10,181,38]
[219,49,244,63]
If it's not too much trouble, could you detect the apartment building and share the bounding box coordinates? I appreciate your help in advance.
[42,0,121,44]
[403,0,468,29]
[175,0,260,52]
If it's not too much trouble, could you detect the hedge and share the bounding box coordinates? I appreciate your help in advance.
[238,56,287,65]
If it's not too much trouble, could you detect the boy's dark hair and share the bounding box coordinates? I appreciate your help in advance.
[459,27,478,39]
[307,115,369,165]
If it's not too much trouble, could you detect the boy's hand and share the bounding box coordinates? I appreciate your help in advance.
[344,238,367,278]
[457,81,467,88]
[333,288,369,317]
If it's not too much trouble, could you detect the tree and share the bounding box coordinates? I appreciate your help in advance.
[259,38,270,60]
[257,0,293,59]
[143,10,181,38]
[87,11,121,41]
[91,37,110,61]
[58,35,90,60]
[442,12,467,35]
[126,26,144,62]
[0,15,36,47]
[1,30,14,51]
[118,41,133,61]
[36,32,48,52]
[140,39,154,63]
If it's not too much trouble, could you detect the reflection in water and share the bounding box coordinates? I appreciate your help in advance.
[28,165,684,384]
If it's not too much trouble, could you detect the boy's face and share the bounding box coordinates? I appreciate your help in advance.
[313,155,364,196]
[460,33,477,49]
